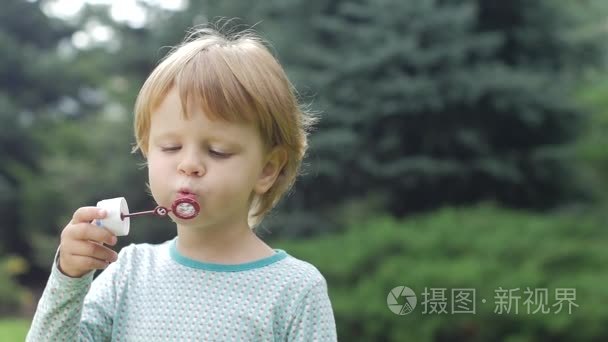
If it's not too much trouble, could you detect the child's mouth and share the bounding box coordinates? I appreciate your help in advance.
[177,189,197,200]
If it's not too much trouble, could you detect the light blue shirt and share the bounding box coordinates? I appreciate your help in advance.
[27,238,337,341]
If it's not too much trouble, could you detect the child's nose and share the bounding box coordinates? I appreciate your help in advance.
[178,152,205,177]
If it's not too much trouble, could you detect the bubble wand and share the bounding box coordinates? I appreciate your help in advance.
[121,198,200,220]
[95,197,201,236]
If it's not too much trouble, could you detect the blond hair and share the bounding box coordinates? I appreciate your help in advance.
[133,27,315,228]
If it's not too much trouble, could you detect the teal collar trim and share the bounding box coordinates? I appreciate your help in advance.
[169,238,287,272]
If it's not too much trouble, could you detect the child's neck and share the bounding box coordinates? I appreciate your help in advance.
[175,220,274,265]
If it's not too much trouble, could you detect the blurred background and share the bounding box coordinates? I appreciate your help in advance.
[1,0,608,340]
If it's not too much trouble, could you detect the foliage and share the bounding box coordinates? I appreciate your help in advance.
[276,205,608,341]
[576,76,608,199]
[0,256,29,316]
[0,318,31,341]
[257,0,608,236]
[0,0,98,283]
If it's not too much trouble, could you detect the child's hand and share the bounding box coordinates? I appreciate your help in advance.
[58,207,118,278]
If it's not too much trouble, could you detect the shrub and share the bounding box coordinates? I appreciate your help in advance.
[276,205,608,341]
[0,256,29,316]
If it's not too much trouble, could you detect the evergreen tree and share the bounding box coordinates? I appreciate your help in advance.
[0,0,75,262]
[0,0,95,283]
[258,0,607,235]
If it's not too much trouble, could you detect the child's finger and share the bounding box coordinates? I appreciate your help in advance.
[66,254,110,272]
[66,240,118,262]
[64,222,117,246]
[71,207,107,224]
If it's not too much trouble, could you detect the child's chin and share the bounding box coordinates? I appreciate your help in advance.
[170,214,205,225]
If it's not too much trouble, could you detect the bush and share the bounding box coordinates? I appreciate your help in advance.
[0,256,29,316]
[576,76,608,200]
[275,205,608,341]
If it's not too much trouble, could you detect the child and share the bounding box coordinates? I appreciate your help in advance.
[27,27,337,341]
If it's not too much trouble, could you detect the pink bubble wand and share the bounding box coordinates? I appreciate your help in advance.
[121,197,200,220]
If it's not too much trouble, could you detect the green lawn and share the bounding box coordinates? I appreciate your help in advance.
[0,318,30,341]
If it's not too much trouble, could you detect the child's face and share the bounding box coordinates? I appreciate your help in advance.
[146,87,269,229]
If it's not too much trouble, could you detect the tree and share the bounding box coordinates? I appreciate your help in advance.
[0,0,83,281]
[255,0,608,236]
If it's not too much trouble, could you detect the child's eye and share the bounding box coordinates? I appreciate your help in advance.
[209,149,231,158]
[161,146,181,152]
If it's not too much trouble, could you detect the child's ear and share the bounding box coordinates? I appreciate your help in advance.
[255,147,287,195]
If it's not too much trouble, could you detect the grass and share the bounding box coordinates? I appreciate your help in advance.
[0,318,30,341]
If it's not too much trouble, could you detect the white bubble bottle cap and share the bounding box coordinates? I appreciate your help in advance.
[95,197,130,236]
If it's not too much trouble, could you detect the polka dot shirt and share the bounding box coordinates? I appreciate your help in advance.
[27,238,337,341]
